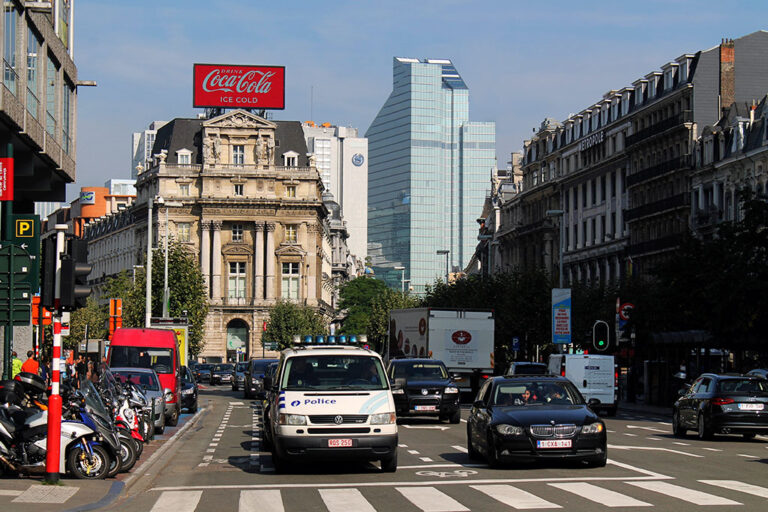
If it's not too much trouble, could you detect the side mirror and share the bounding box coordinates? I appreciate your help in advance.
[451,373,462,380]
[677,388,687,397]
[472,399,485,409]
[394,378,407,389]
[587,398,601,408]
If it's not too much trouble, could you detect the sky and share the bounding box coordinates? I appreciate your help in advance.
[72,0,768,201]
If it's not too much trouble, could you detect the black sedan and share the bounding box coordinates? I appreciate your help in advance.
[673,373,768,439]
[194,364,213,383]
[467,376,607,467]
[180,365,198,413]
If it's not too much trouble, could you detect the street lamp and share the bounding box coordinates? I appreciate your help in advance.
[145,196,155,327]
[436,250,450,284]
[394,266,406,294]
[156,197,184,318]
[545,209,565,288]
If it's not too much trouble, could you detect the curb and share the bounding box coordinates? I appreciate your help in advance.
[122,407,207,493]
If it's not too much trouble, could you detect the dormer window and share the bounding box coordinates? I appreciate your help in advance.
[177,148,192,165]
[283,150,299,167]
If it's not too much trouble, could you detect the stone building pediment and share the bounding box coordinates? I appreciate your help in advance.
[202,109,277,131]
[275,244,307,258]
[222,244,254,256]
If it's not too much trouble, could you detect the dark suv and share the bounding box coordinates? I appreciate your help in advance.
[387,358,461,423]
[243,358,279,399]
[673,373,768,440]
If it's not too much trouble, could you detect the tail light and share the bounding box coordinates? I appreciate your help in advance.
[711,397,734,406]
[481,374,490,380]
[560,362,566,377]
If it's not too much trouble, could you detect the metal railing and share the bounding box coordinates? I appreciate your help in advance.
[627,156,690,187]
[625,110,692,147]
[624,193,689,223]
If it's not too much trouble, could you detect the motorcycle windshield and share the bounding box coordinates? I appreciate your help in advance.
[80,381,110,419]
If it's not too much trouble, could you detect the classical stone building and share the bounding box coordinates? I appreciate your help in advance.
[102,109,334,362]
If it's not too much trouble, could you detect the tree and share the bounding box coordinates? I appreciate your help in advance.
[337,277,389,335]
[106,242,209,357]
[264,300,327,350]
[367,289,419,353]
[67,297,108,350]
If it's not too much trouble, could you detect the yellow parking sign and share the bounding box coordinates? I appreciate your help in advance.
[15,219,34,237]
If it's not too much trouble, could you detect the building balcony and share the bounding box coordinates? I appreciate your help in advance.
[692,205,722,229]
[221,297,255,307]
[627,156,690,187]
[625,110,692,147]
[629,233,683,257]
[624,193,689,223]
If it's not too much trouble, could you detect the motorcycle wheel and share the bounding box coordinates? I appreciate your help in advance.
[67,444,110,480]
[106,446,123,478]
[132,437,144,457]
[118,436,138,472]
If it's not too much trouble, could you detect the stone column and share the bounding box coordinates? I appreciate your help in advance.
[211,221,222,302]
[306,224,317,302]
[697,186,705,211]
[616,168,624,236]
[200,221,211,296]
[254,223,264,300]
[265,223,276,300]
[713,182,721,215]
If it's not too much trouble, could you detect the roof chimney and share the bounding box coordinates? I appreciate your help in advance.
[720,38,735,115]
[750,99,756,125]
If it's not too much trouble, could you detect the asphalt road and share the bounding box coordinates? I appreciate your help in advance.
[102,386,768,512]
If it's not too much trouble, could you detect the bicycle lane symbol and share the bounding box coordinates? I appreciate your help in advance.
[415,469,478,478]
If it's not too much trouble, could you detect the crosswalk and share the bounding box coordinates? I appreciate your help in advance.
[142,479,768,510]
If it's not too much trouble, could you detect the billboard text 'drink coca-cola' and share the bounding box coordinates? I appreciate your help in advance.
[193,64,285,109]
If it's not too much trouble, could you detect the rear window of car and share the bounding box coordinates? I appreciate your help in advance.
[391,362,448,380]
[112,371,160,391]
[716,379,768,393]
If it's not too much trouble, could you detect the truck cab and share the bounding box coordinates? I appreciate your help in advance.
[262,343,398,472]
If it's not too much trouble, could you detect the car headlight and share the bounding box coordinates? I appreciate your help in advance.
[182,388,194,395]
[252,377,262,384]
[495,424,524,436]
[278,413,307,425]
[392,388,405,394]
[444,386,459,394]
[582,422,604,434]
[370,412,397,425]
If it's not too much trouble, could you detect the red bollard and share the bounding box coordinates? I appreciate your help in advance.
[45,317,62,482]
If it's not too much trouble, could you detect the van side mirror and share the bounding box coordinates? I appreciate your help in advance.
[473,399,485,409]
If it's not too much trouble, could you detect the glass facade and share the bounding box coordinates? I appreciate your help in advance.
[366,58,495,293]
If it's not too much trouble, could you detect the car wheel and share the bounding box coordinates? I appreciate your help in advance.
[672,410,686,437]
[155,414,166,435]
[450,409,461,424]
[167,404,180,427]
[381,450,398,472]
[189,399,198,413]
[697,413,713,440]
[743,433,756,440]
[486,432,501,468]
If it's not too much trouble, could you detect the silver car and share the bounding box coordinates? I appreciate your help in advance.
[111,367,167,434]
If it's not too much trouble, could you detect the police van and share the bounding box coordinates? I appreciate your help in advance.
[262,340,398,472]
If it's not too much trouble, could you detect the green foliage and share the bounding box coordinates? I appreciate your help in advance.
[367,289,419,352]
[103,242,209,357]
[264,300,327,350]
[338,277,389,335]
[67,297,108,350]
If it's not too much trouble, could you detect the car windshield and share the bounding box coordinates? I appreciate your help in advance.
[716,378,768,393]
[392,362,448,380]
[214,364,234,372]
[235,363,248,372]
[252,360,278,374]
[492,380,582,406]
[281,355,387,391]
[112,370,160,391]
[197,364,212,371]
[110,346,174,375]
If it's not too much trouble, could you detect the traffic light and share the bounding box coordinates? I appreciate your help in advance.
[40,237,56,309]
[592,320,610,352]
[59,239,92,311]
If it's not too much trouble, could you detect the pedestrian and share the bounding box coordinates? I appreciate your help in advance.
[11,351,23,378]
[21,350,40,375]
[40,357,50,384]
[75,354,87,387]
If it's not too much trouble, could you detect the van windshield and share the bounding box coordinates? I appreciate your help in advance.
[110,346,174,375]
[281,355,387,391]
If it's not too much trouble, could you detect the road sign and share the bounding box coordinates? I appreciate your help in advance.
[2,215,41,293]
[552,288,572,344]
[619,302,634,321]
[512,337,520,351]
[0,158,13,201]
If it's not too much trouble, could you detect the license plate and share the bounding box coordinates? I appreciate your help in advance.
[738,403,764,411]
[537,439,572,449]
[414,405,436,411]
[328,438,353,447]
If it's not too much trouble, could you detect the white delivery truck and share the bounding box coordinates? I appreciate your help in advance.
[388,308,494,394]
[548,353,617,416]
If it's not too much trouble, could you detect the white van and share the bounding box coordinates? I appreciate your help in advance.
[262,344,398,472]
[548,354,617,416]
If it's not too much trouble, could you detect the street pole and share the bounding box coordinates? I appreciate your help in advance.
[145,197,153,327]
[163,205,169,318]
[45,224,67,483]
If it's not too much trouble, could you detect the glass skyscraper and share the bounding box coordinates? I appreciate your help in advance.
[366,57,496,293]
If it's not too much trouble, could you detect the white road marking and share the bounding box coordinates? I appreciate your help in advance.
[472,484,561,509]
[738,454,758,458]
[420,457,434,462]
[452,445,468,453]
[608,444,702,458]
[460,419,467,423]
[627,424,668,433]
[320,489,376,512]
[606,430,616,433]
[202,455,213,461]
[150,490,203,512]
[648,437,662,441]
[550,482,651,507]
[206,449,215,453]
[657,421,672,425]
[673,442,690,446]
[0,490,23,496]
[628,481,741,506]
[397,486,469,511]
[623,433,638,437]
[408,450,420,454]
[229,401,245,405]
[402,425,450,430]
[700,480,768,498]
[702,447,722,451]
[239,490,283,512]
[398,444,408,448]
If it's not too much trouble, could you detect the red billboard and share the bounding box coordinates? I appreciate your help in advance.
[0,158,13,201]
[193,64,285,109]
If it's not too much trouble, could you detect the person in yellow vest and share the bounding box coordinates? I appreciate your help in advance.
[11,351,23,378]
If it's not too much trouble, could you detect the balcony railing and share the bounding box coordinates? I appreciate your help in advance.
[625,110,692,147]
[629,233,683,257]
[692,205,722,228]
[222,297,253,306]
[624,193,689,223]
[627,156,690,187]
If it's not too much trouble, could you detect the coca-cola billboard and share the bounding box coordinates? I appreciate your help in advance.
[193,64,285,109]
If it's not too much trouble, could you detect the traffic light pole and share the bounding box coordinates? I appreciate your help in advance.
[45,224,66,483]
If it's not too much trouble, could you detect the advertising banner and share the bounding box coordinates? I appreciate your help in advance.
[0,158,13,201]
[193,64,285,109]
[552,288,572,344]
